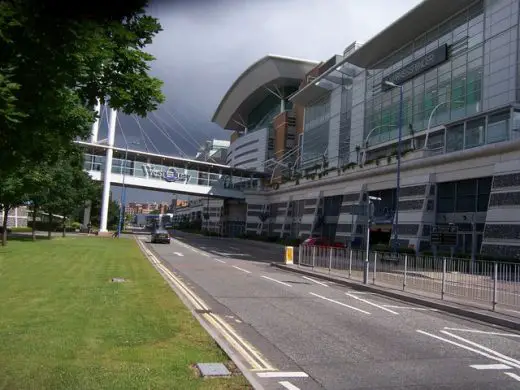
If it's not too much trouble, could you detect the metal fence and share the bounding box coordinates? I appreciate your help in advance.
[298,245,520,311]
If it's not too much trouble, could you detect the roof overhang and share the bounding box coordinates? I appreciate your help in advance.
[345,0,477,68]
[212,54,319,131]
[289,60,358,106]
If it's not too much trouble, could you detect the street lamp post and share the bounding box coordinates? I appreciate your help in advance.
[384,81,404,253]
[364,195,382,284]
[425,100,464,149]
[361,124,397,165]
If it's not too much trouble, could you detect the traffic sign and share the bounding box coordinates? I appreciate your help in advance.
[431,224,458,246]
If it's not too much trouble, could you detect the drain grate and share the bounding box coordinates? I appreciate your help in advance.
[196,363,230,377]
[111,277,126,283]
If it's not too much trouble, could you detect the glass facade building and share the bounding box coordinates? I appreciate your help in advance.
[363,0,520,153]
[266,0,520,257]
[301,64,358,169]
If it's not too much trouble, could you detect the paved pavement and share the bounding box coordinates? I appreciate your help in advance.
[142,232,520,390]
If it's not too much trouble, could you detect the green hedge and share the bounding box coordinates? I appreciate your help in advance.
[10,227,33,233]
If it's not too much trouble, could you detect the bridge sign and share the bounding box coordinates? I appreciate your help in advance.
[143,164,191,183]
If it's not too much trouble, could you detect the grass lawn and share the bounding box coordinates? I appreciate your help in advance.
[0,237,250,390]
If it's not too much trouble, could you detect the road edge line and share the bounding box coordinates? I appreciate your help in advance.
[135,239,267,390]
[271,263,520,332]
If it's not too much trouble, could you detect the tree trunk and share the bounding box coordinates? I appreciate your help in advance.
[62,218,66,238]
[47,213,53,240]
[32,206,37,241]
[2,207,9,246]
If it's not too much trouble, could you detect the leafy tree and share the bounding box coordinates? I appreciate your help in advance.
[87,186,121,231]
[0,172,25,246]
[39,149,99,238]
[0,0,165,172]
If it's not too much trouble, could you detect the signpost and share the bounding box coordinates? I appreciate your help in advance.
[431,224,458,257]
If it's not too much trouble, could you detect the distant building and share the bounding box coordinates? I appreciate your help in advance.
[125,201,169,215]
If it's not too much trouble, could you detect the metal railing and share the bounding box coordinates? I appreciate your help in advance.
[298,245,520,312]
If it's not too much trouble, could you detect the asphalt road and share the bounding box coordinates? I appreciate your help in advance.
[143,232,520,390]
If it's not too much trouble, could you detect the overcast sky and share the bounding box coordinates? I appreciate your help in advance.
[108,0,422,204]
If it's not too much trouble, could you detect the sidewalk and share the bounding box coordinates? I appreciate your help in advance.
[272,263,520,331]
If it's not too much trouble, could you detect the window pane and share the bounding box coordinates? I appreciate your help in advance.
[465,118,485,149]
[487,111,509,144]
[446,124,464,152]
[456,195,476,212]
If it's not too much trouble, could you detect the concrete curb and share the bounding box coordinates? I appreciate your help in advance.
[136,237,265,390]
[272,263,520,332]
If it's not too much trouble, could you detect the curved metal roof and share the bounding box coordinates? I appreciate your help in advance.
[212,54,319,131]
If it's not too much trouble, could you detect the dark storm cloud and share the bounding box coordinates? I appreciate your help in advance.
[107,0,422,202]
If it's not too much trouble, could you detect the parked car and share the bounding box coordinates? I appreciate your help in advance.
[151,228,171,244]
[302,237,346,248]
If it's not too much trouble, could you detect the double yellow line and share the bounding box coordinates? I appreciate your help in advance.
[136,239,275,372]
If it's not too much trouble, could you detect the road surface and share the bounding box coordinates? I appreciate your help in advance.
[141,232,520,390]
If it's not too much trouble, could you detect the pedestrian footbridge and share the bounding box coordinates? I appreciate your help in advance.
[77,141,267,199]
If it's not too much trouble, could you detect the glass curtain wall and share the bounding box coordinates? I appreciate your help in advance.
[364,2,484,146]
[301,94,331,168]
[247,86,298,133]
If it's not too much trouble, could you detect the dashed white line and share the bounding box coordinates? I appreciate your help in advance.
[443,328,520,338]
[279,381,300,390]
[417,330,520,369]
[214,258,226,264]
[302,275,328,287]
[505,372,520,382]
[173,252,184,257]
[261,275,292,287]
[310,292,371,315]
[383,305,438,311]
[233,265,252,274]
[345,293,399,315]
[470,364,511,370]
[345,291,374,295]
[257,372,308,378]
[440,330,520,368]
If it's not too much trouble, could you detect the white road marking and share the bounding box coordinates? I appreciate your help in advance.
[214,258,226,264]
[440,330,520,367]
[345,291,374,295]
[173,252,184,257]
[213,251,252,257]
[310,292,371,315]
[279,381,300,390]
[443,327,520,338]
[417,330,520,370]
[302,276,328,287]
[346,293,399,314]
[233,265,252,274]
[505,372,520,382]
[383,305,438,311]
[261,275,292,287]
[136,239,275,371]
[470,363,511,370]
[257,372,308,378]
